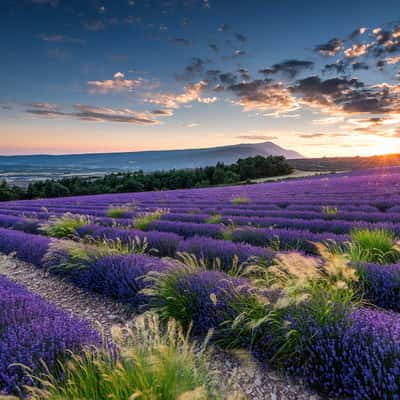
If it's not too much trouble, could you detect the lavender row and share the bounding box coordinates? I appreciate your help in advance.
[144,220,349,254]
[154,267,400,398]
[0,228,172,306]
[0,275,99,394]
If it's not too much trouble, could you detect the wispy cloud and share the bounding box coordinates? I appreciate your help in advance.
[31,0,59,7]
[25,103,160,125]
[39,34,85,45]
[83,20,105,31]
[314,38,343,56]
[169,37,192,46]
[259,59,314,79]
[145,81,214,109]
[235,134,278,141]
[228,80,298,114]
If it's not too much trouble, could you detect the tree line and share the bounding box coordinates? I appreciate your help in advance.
[0,155,293,201]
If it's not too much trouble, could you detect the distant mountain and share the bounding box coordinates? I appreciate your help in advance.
[0,142,302,185]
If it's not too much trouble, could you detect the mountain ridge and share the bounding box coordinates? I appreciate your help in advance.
[0,142,302,176]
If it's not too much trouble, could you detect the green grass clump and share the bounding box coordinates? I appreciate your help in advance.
[348,228,400,264]
[133,209,167,230]
[106,205,130,218]
[84,235,154,255]
[27,313,223,400]
[206,214,222,224]
[230,195,250,205]
[41,213,92,238]
[226,246,359,365]
[321,206,339,216]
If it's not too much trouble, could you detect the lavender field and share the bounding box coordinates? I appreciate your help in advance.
[1,167,400,398]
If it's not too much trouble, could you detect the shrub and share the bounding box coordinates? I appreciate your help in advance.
[44,241,172,305]
[84,235,153,255]
[206,214,222,224]
[177,236,273,270]
[291,307,400,398]
[0,227,51,267]
[133,209,168,230]
[106,205,131,218]
[77,225,181,257]
[230,195,250,205]
[145,220,223,239]
[356,262,400,311]
[144,266,249,336]
[348,228,400,264]
[27,313,223,400]
[42,213,92,238]
[321,206,338,217]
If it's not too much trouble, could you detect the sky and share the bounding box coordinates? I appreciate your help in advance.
[0,0,399,157]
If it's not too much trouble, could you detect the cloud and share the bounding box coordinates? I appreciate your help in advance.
[150,109,174,116]
[183,122,199,128]
[290,76,376,113]
[298,133,327,139]
[25,103,160,125]
[208,42,218,52]
[39,34,85,44]
[87,72,141,94]
[169,37,191,46]
[31,0,59,6]
[385,56,400,65]
[228,80,298,114]
[175,57,210,81]
[84,20,105,31]
[314,38,343,56]
[238,68,250,81]
[349,27,368,39]
[223,50,246,60]
[145,81,211,109]
[218,24,230,32]
[312,116,344,125]
[47,48,69,61]
[323,61,347,74]
[352,61,369,70]
[259,59,314,78]
[219,72,237,86]
[29,102,59,110]
[234,33,247,43]
[0,104,13,111]
[344,43,372,58]
[235,134,278,141]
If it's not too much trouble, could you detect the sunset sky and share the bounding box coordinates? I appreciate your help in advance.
[1,0,399,157]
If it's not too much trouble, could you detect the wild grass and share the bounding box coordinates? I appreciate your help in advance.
[230,196,250,205]
[133,209,168,230]
[221,220,237,241]
[106,206,131,218]
[26,313,225,400]
[321,206,339,216]
[41,213,92,238]
[206,214,222,224]
[83,235,154,255]
[347,228,400,264]
[142,264,199,328]
[224,245,359,363]
[175,252,250,277]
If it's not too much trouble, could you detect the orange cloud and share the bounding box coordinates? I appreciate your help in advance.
[88,72,141,94]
